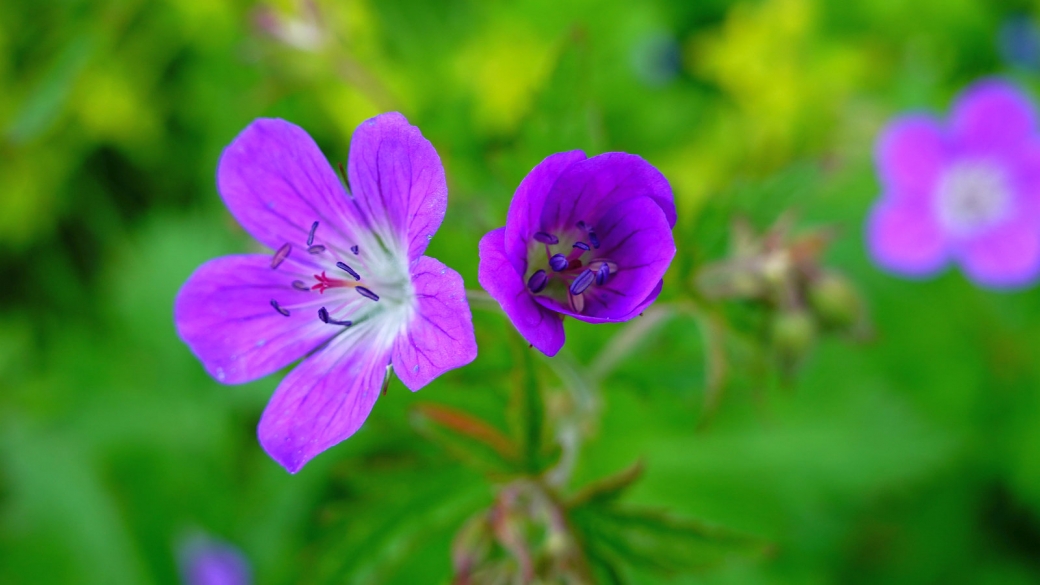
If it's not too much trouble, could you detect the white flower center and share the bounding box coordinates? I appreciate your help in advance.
[935,162,1012,235]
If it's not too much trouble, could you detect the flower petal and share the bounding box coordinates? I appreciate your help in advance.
[955,218,1040,289]
[179,536,251,585]
[951,79,1037,157]
[346,112,448,261]
[174,254,334,384]
[536,196,675,322]
[258,331,392,473]
[504,150,586,275]
[392,256,478,391]
[478,227,565,356]
[874,114,948,196]
[538,153,677,235]
[865,196,948,278]
[1006,140,1040,220]
[218,118,364,254]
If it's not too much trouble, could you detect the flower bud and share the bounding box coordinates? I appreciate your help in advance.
[770,310,816,361]
[808,272,862,330]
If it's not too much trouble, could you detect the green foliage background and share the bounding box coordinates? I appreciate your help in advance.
[3,0,1040,583]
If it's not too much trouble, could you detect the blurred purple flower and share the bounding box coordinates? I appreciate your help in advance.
[175,113,477,473]
[867,79,1040,288]
[179,536,251,585]
[478,152,676,356]
[999,16,1040,71]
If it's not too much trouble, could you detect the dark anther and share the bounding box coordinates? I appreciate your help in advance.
[271,243,291,269]
[573,241,590,251]
[351,245,359,255]
[569,269,595,295]
[307,221,319,246]
[549,254,569,272]
[527,269,548,293]
[534,232,559,245]
[576,220,587,231]
[270,299,290,317]
[319,306,351,326]
[308,245,326,254]
[356,286,380,302]
[588,230,600,249]
[336,261,361,281]
[291,280,309,291]
[595,263,610,286]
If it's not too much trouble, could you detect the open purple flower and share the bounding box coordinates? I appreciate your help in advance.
[175,113,477,473]
[867,79,1040,288]
[478,151,676,356]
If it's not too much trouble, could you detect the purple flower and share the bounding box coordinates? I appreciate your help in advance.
[175,113,477,473]
[477,151,676,356]
[867,79,1040,289]
[179,536,251,585]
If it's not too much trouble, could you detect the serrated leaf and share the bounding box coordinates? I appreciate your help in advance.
[570,504,766,577]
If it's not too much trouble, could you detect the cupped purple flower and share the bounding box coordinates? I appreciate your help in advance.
[178,535,251,585]
[175,113,477,473]
[478,151,677,356]
[867,79,1040,289]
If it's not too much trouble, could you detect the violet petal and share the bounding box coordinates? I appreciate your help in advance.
[174,254,332,384]
[347,112,447,261]
[180,536,252,585]
[874,115,948,197]
[391,256,478,391]
[955,216,1040,288]
[504,151,586,275]
[478,227,565,356]
[217,119,364,256]
[538,152,676,234]
[951,79,1036,157]
[258,335,392,473]
[534,196,674,322]
[866,196,948,278]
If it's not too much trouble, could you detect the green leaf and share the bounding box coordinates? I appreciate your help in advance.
[570,503,767,578]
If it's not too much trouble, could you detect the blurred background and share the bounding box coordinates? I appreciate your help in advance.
[4,0,1040,583]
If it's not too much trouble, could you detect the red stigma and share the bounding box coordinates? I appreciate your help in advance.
[311,271,352,294]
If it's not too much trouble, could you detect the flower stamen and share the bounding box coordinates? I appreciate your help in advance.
[527,269,548,293]
[336,261,361,281]
[270,299,290,316]
[307,221,319,246]
[356,286,380,302]
[569,268,595,295]
[534,232,559,244]
[549,254,569,272]
[271,243,292,269]
[317,306,352,326]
